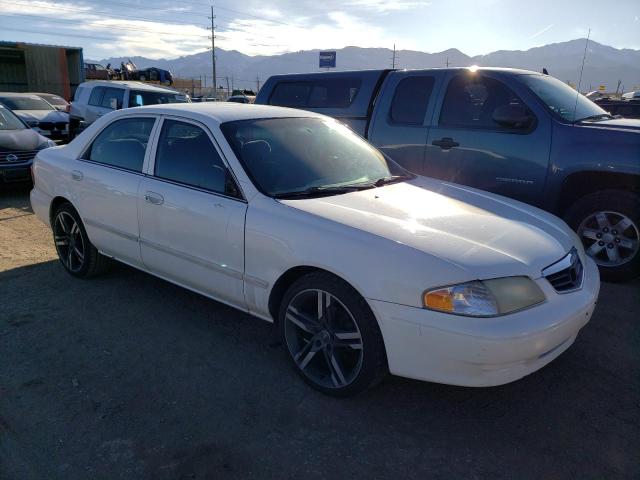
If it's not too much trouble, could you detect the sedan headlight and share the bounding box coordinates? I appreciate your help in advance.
[423,277,545,317]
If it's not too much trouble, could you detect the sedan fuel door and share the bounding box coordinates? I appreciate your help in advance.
[367,71,445,174]
[138,117,247,308]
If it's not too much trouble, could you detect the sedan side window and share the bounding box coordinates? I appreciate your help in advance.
[154,120,237,196]
[440,75,533,130]
[83,117,155,172]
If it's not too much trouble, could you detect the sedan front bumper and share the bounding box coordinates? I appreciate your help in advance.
[368,256,599,387]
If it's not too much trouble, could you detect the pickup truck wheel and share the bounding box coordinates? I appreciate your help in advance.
[279,272,387,397]
[564,190,640,282]
[52,203,110,278]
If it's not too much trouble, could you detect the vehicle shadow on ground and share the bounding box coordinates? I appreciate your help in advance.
[1,257,638,479]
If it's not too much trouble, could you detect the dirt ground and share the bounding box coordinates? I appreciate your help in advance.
[1,185,639,480]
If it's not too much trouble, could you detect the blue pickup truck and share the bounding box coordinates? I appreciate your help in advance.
[256,68,640,281]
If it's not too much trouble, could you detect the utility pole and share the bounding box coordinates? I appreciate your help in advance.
[226,76,230,97]
[392,44,396,69]
[256,75,260,94]
[208,5,217,98]
[445,57,450,67]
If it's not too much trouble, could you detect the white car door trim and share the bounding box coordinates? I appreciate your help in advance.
[138,237,244,279]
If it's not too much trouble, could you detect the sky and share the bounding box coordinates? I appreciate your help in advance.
[0,0,639,59]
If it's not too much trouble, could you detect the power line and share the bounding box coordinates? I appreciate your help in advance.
[8,0,211,28]
[1,13,211,38]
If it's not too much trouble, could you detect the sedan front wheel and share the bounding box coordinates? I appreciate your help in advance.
[279,272,387,396]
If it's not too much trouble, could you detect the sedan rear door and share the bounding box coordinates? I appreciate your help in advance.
[138,116,247,308]
[70,114,159,267]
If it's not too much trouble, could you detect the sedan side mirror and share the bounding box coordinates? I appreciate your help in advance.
[493,104,533,129]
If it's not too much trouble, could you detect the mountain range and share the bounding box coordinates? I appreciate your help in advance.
[89,39,640,93]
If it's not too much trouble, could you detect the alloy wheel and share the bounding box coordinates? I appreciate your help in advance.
[53,211,86,272]
[578,210,639,267]
[284,289,364,389]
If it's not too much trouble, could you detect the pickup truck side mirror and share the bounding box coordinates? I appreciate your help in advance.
[493,104,533,129]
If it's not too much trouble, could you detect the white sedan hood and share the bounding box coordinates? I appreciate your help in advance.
[281,177,576,280]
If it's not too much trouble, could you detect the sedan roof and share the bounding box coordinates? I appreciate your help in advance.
[128,102,324,124]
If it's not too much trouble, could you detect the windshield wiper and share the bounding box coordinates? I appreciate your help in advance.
[373,174,413,187]
[274,184,372,199]
[575,113,614,123]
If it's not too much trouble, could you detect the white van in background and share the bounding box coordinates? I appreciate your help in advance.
[69,80,189,138]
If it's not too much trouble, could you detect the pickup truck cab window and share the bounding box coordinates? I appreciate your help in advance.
[269,78,361,108]
[440,74,533,130]
[154,119,236,196]
[83,117,155,172]
[390,76,435,125]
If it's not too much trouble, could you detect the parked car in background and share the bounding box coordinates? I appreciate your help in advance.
[30,103,599,396]
[0,92,69,141]
[68,80,189,138]
[257,68,640,281]
[595,98,640,119]
[622,91,640,100]
[0,103,55,184]
[34,92,70,112]
[227,95,255,104]
[84,62,110,80]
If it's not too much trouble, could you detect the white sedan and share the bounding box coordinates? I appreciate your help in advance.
[30,103,600,396]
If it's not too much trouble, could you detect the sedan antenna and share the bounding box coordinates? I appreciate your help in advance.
[572,29,591,123]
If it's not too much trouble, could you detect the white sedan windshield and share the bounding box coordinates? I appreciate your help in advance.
[222,117,407,197]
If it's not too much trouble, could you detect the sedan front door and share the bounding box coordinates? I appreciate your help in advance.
[138,117,247,308]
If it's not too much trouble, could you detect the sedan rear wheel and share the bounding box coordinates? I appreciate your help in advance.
[52,203,110,278]
[279,272,387,396]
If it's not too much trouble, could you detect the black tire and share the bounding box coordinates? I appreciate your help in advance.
[564,190,640,282]
[278,271,387,397]
[52,202,110,278]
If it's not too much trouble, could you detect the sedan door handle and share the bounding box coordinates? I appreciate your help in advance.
[71,170,83,181]
[432,137,460,150]
[144,191,164,205]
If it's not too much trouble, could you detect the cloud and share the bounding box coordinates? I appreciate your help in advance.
[218,10,416,56]
[0,0,211,58]
[346,0,431,12]
[529,23,554,39]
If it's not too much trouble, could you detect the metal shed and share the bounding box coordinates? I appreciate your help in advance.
[0,41,84,101]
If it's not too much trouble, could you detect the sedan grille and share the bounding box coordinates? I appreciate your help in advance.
[0,150,38,164]
[542,248,584,293]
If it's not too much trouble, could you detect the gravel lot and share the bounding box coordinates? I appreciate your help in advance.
[1,185,639,480]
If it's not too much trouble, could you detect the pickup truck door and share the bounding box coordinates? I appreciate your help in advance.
[424,71,551,207]
[138,116,247,309]
[368,71,446,174]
